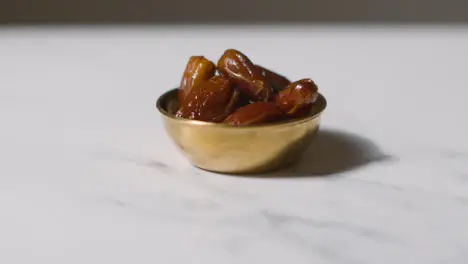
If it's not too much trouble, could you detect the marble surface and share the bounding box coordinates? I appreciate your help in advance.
[1,25,468,263]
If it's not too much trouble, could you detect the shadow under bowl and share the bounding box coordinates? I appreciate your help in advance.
[156,88,327,174]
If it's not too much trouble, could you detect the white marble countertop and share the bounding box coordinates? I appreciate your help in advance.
[1,25,468,263]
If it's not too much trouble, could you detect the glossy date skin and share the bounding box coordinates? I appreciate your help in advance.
[255,65,291,93]
[217,49,272,102]
[176,75,239,122]
[275,78,318,117]
[178,56,216,103]
[223,102,284,126]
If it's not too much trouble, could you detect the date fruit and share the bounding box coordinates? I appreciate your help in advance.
[275,78,318,117]
[255,65,291,93]
[178,56,216,103]
[223,102,284,126]
[172,49,322,126]
[176,75,239,122]
[217,49,272,102]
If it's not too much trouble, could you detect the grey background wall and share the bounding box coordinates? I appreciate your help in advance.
[0,0,467,24]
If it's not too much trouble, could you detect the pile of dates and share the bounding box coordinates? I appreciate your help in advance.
[176,49,319,126]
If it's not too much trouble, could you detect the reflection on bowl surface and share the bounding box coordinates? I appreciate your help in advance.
[156,89,327,174]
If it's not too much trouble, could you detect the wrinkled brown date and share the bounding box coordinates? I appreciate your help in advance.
[255,65,291,93]
[176,75,239,122]
[173,50,320,125]
[217,49,272,102]
[275,78,319,117]
[223,102,284,126]
[178,56,216,103]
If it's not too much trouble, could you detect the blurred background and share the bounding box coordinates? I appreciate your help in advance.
[1,0,468,24]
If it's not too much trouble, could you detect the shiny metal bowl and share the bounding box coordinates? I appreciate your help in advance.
[156,88,327,174]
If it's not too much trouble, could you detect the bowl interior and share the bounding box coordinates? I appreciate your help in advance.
[156,88,327,128]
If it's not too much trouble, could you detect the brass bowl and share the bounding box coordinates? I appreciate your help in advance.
[156,88,327,174]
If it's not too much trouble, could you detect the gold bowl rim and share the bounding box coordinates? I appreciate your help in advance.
[156,88,327,129]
